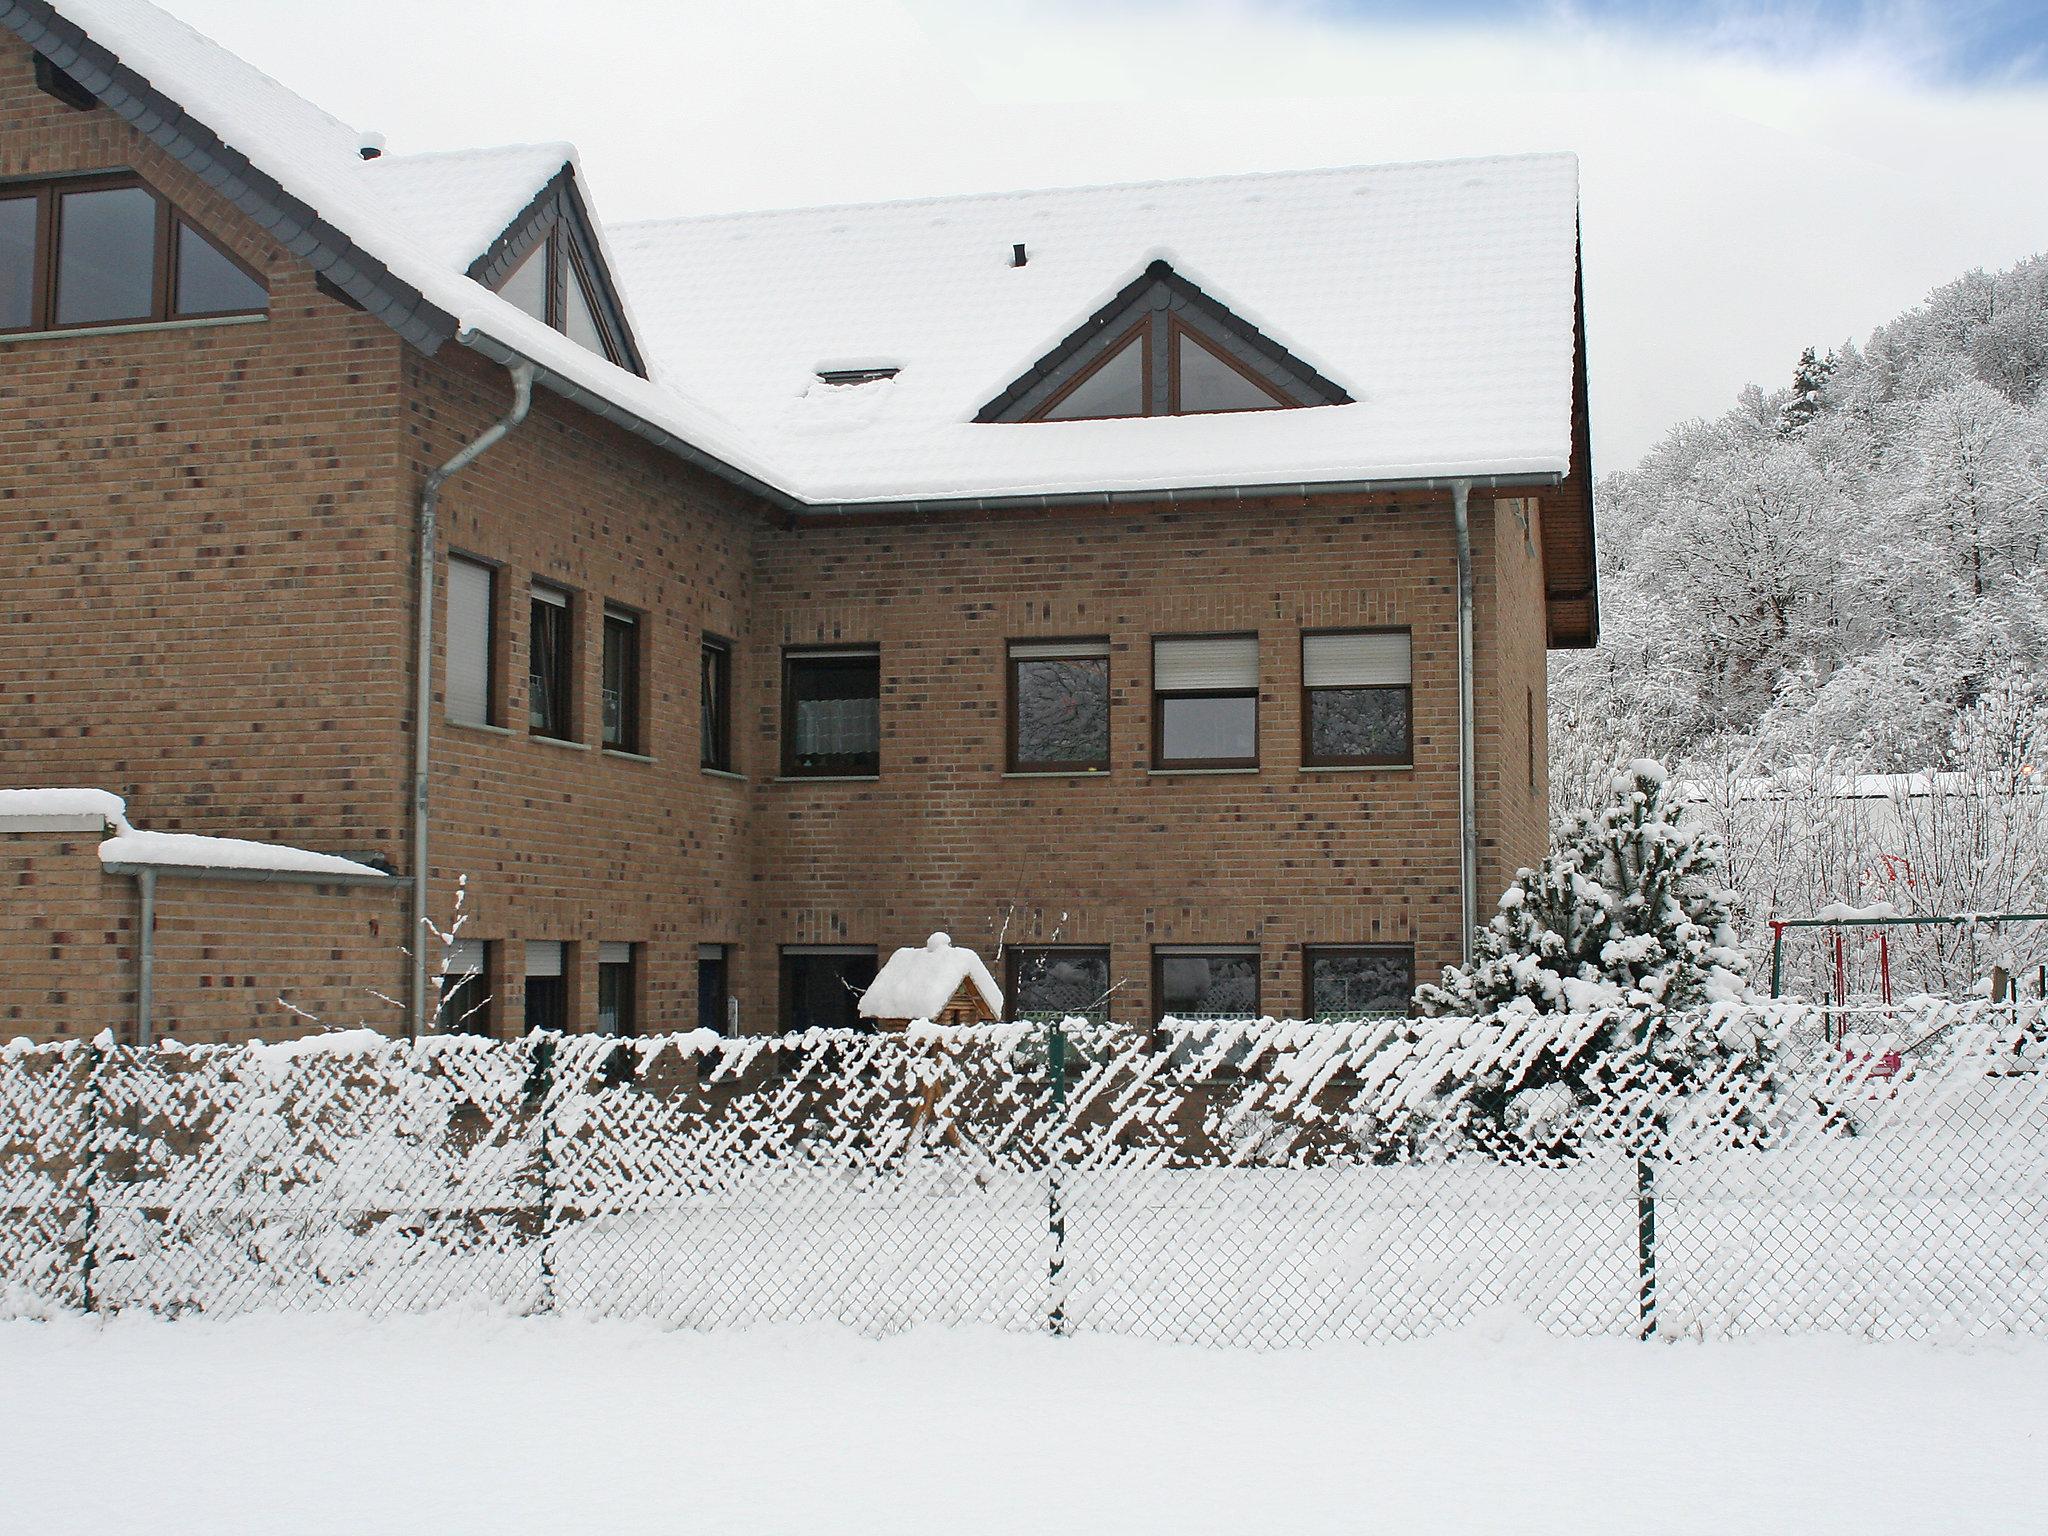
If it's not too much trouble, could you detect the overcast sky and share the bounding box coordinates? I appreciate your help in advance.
[154,0,2048,470]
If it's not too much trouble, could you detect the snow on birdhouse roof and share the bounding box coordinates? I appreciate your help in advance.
[858,934,1004,1023]
[23,1,1581,510]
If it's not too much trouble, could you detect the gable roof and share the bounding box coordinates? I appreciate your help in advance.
[858,934,1004,1023]
[6,0,1595,641]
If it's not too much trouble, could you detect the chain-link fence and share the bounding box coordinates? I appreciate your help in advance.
[4,1000,2045,1344]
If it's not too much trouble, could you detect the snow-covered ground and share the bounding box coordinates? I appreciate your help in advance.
[2,1314,2041,1535]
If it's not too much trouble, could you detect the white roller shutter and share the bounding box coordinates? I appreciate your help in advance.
[599,942,633,967]
[525,941,563,978]
[446,557,493,725]
[1153,636,1258,692]
[1303,631,1410,688]
[442,938,485,978]
[1010,638,1109,660]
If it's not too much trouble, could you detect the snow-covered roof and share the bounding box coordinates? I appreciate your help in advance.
[18,0,1585,512]
[0,784,388,879]
[859,934,1004,1023]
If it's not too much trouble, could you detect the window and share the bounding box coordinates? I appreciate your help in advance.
[434,938,491,1035]
[1009,640,1110,773]
[529,584,573,740]
[780,947,878,1033]
[1153,947,1260,1021]
[1306,946,1415,1019]
[782,647,880,777]
[1007,948,1112,1023]
[1040,323,1147,421]
[446,556,496,726]
[490,224,624,366]
[525,941,566,1032]
[1172,324,1290,413]
[1302,630,1412,767]
[0,175,267,336]
[701,636,734,771]
[697,943,730,1035]
[602,606,641,753]
[597,942,636,1036]
[1153,635,1259,768]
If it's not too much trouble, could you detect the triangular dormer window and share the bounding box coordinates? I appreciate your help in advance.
[979,259,1348,423]
[471,168,644,376]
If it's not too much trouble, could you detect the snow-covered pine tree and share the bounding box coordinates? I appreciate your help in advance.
[1414,761,1760,1145]
[1776,345,1833,436]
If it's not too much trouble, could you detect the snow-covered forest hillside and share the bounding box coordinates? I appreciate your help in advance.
[1555,254,2048,988]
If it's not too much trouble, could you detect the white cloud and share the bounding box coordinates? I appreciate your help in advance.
[146,0,2048,467]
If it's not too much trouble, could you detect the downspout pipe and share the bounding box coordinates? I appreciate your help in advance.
[135,866,157,1046]
[409,363,534,1038]
[1451,480,1479,965]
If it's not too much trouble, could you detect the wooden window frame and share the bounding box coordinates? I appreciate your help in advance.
[490,223,626,367]
[528,583,576,742]
[1165,316,1292,416]
[1024,313,1294,422]
[701,634,734,771]
[1028,317,1151,422]
[1299,627,1414,769]
[1005,946,1113,1023]
[1152,632,1260,771]
[1303,944,1417,1021]
[0,172,267,337]
[780,646,881,779]
[1151,946,1262,1024]
[1006,639,1111,774]
[601,604,642,754]
[597,944,638,1037]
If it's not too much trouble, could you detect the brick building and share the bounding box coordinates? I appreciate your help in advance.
[0,0,1597,1041]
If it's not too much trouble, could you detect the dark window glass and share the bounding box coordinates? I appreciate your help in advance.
[0,196,35,330]
[1307,687,1410,763]
[524,974,565,1033]
[780,950,878,1033]
[783,652,879,776]
[1011,647,1109,771]
[435,945,491,1035]
[499,242,548,321]
[530,588,572,739]
[602,609,639,752]
[1176,328,1284,413]
[1308,947,1415,1018]
[173,222,265,316]
[1156,951,1260,1021]
[598,952,636,1036]
[697,946,729,1034]
[55,184,157,325]
[1042,331,1144,420]
[1159,695,1258,763]
[1008,948,1111,1022]
[701,638,733,771]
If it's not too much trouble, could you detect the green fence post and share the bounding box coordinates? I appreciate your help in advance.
[1046,1016,1068,1337]
[1635,1153,1657,1339]
[78,1036,103,1316]
[525,1033,557,1315]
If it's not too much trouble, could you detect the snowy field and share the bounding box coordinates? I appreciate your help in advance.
[1,1314,2042,1536]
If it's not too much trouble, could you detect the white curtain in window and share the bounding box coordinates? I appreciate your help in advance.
[797,696,879,754]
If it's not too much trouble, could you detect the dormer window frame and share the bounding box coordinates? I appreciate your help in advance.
[979,258,1351,425]
[468,168,645,377]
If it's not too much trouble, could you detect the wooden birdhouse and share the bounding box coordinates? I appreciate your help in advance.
[858,932,1003,1030]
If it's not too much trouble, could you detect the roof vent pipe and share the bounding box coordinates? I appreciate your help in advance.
[357,130,386,161]
[1011,243,1027,268]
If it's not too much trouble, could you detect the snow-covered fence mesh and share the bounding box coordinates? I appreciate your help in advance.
[3,1000,2045,1344]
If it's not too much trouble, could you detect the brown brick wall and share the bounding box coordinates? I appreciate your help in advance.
[1,828,132,1037]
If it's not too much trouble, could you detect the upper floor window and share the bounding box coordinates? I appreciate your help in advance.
[1301,630,1412,767]
[529,584,574,741]
[1009,639,1110,773]
[782,647,880,778]
[0,175,266,336]
[446,555,498,727]
[701,635,734,772]
[1153,635,1259,768]
[602,605,641,754]
[493,225,622,365]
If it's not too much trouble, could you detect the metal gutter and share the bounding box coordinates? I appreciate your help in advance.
[409,362,535,1039]
[102,863,401,886]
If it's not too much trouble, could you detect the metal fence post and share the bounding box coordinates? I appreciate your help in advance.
[525,1033,557,1315]
[1635,1153,1657,1339]
[1046,1016,1068,1337]
[78,1036,104,1316]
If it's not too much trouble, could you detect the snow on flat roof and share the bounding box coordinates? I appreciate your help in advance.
[859,934,1004,1022]
[0,783,386,878]
[39,1,1580,507]
[0,787,129,824]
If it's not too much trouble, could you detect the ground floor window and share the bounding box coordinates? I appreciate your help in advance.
[435,938,491,1035]
[597,942,636,1036]
[698,943,730,1034]
[525,940,566,1032]
[1305,945,1414,1018]
[779,946,877,1032]
[1007,947,1112,1021]
[1153,946,1260,1021]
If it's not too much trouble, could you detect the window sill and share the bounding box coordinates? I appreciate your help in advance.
[602,748,655,765]
[1299,762,1415,773]
[0,312,268,344]
[771,774,881,784]
[1002,769,1111,780]
[444,718,514,737]
[702,767,748,783]
[1147,766,1260,776]
[533,734,591,753]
